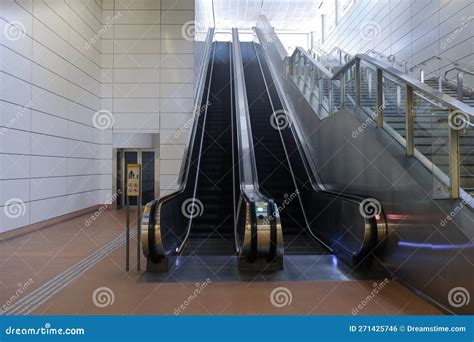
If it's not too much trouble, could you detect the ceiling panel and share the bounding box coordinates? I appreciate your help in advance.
[212,0,321,32]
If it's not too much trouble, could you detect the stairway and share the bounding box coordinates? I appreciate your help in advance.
[425,77,474,107]
[356,69,474,192]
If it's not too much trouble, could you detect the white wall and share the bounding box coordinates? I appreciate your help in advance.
[194,0,214,85]
[1,0,196,233]
[277,32,310,54]
[101,0,195,196]
[0,0,107,232]
[319,0,473,85]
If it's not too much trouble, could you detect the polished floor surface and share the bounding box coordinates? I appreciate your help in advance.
[0,209,441,315]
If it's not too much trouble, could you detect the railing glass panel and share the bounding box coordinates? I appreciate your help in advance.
[360,61,377,115]
[287,47,473,201]
[381,74,406,139]
[343,65,356,112]
[459,116,474,195]
[331,78,341,112]
[413,92,446,161]
[430,107,451,198]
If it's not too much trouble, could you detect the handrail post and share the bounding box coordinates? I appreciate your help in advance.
[340,75,345,108]
[329,80,333,113]
[304,60,309,86]
[438,76,443,92]
[405,84,414,156]
[396,85,401,115]
[457,72,464,101]
[368,69,372,99]
[302,59,306,84]
[319,78,324,103]
[420,69,424,83]
[285,56,292,79]
[355,58,361,108]
[448,112,460,199]
[376,68,383,128]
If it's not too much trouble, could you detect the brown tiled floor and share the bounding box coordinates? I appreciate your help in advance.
[1,209,442,315]
[0,208,134,307]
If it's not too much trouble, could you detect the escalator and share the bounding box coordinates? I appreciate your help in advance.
[181,42,235,255]
[141,40,237,270]
[240,42,328,255]
[143,29,381,272]
[143,33,281,271]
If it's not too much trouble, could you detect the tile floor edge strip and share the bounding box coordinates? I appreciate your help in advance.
[2,229,137,316]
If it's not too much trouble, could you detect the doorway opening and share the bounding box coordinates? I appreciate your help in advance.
[113,149,158,208]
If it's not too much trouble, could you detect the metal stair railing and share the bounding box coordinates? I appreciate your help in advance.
[287,46,474,204]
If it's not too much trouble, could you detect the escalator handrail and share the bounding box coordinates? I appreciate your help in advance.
[141,28,215,261]
[232,29,260,194]
[232,28,284,261]
[177,28,215,190]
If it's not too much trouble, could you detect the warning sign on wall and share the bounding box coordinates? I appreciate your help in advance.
[127,164,140,197]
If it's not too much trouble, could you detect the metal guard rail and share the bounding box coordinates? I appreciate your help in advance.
[288,46,474,202]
